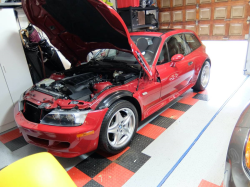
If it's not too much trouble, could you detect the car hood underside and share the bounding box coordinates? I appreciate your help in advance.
[22,0,153,78]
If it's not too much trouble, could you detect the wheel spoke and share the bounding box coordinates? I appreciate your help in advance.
[107,107,136,148]
[123,127,130,136]
[113,132,123,145]
[115,112,123,124]
[108,127,118,134]
[123,111,132,125]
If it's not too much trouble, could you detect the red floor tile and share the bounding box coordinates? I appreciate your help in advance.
[182,91,197,98]
[137,123,166,139]
[178,97,199,105]
[93,162,134,187]
[0,128,22,144]
[198,179,223,187]
[199,90,208,95]
[67,167,91,187]
[97,147,130,161]
[160,108,185,119]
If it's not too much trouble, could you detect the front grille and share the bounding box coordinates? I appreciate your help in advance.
[28,135,70,149]
[28,135,49,146]
[23,101,51,123]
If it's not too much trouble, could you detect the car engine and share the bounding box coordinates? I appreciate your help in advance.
[34,71,138,101]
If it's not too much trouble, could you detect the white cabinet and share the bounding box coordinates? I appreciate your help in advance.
[0,9,33,132]
[0,66,14,126]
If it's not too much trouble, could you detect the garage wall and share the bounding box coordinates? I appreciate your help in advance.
[157,0,250,40]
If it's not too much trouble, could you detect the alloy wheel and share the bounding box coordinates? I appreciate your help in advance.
[201,61,210,88]
[107,108,135,148]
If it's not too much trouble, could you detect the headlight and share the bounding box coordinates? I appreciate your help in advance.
[40,109,91,127]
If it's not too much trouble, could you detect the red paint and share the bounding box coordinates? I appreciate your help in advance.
[17,0,210,158]
[170,54,184,67]
[14,104,108,158]
[93,82,112,94]
[171,54,184,62]
[50,73,65,80]
[22,0,153,78]
[116,0,139,8]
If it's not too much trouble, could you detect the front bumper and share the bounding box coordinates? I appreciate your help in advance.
[14,103,108,158]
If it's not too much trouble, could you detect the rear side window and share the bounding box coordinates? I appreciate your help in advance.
[185,34,201,52]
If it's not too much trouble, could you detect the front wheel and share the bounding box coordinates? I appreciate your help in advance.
[98,100,138,154]
[192,61,210,91]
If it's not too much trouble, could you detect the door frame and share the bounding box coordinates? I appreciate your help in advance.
[244,25,250,75]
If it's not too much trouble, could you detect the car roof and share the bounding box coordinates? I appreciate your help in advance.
[130,29,196,38]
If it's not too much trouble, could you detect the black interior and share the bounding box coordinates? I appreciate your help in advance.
[167,37,180,60]
[137,38,148,52]
[43,0,131,50]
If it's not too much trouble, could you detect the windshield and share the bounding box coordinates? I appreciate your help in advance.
[92,36,161,65]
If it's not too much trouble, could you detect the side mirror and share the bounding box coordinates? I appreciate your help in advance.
[170,54,184,67]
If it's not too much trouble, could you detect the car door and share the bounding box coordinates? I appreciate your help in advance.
[156,34,195,100]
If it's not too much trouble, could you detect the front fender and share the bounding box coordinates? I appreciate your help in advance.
[96,90,133,109]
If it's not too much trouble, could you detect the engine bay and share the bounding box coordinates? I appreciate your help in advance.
[34,70,139,102]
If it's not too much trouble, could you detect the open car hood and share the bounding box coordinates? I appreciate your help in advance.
[22,0,153,78]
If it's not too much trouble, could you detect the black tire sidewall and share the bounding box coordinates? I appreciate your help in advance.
[193,61,210,91]
[98,100,138,154]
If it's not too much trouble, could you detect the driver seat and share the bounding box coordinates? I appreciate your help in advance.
[168,37,181,60]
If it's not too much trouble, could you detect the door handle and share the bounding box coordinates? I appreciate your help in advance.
[188,61,193,66]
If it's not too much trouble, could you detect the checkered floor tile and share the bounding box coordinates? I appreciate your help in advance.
[0,89,209,187]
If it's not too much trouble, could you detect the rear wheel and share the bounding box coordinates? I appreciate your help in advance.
[193,61,210,91]
[98,100,138,154]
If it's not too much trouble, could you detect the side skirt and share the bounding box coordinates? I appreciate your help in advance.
[142,83,195,120]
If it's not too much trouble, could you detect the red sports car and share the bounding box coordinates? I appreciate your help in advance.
[15,0,211,158]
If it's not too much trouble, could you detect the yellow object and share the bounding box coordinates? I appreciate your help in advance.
[77,130,95,138]
[101,0,113,6]
[0,152,77,187]
[246,134,250,168]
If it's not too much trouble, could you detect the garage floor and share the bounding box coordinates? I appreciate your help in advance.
[0,41,249,187]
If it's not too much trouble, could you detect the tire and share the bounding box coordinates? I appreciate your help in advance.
[98,100,138,154]
[192,61,211,91]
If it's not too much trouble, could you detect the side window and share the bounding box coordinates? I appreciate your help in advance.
[184,34,201,52]
[167,34,190,60]
[157,43,169,65]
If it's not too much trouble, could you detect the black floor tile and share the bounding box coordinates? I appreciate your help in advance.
[76,153,112,178]
[129,133,154,152]
[4,136,28,152]
[84,180,103,187]
[169,102,192,112]
[116,148,150,173]
[193,93,209,101]
[150,116,176,128]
